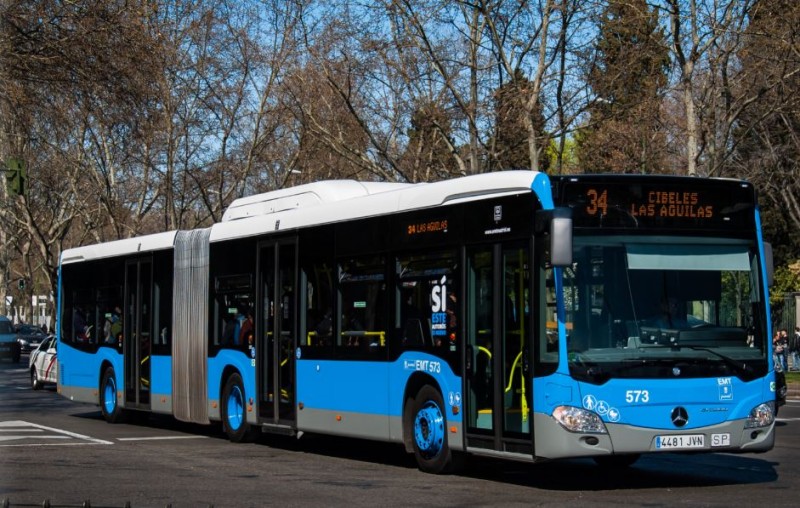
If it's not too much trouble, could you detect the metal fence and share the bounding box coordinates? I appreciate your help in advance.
[773,292,799,333]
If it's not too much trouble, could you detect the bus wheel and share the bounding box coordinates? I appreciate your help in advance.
[593,454,640,468]
[411,385,454,474]
[100,366,126,423]
[222,373,254,443]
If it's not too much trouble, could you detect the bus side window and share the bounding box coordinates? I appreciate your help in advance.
[338,256,387,357]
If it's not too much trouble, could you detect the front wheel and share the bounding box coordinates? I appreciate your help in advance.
[411,385,458,474]
[100,366,126,423]
[221,373,255,442]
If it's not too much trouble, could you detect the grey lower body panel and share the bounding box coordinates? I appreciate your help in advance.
[295,407,464,450]
[59,385,98,406]
[532,412,775,460]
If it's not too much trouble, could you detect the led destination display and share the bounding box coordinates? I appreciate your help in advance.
[555,176,756,231]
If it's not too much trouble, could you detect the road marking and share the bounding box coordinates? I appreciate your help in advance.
[0,435,70,442]
[117,436,209,441]
[777,417,800,422]
[0,420,113,446]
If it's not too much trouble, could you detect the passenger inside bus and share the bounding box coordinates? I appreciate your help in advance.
[314,308,333,346]
[239,311,254,346]
[73,306,89,342]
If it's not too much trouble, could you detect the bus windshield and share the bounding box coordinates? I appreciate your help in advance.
[563,235,769,384]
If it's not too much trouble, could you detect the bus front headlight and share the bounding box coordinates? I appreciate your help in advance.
[744,401,775,429]
[552,405,608,434]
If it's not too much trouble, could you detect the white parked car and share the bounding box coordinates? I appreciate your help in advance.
[29,335,57,390]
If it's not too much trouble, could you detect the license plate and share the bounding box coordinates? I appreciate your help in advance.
[655,434,705,449]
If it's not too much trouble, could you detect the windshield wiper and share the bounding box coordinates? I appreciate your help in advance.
[677,345,755,380]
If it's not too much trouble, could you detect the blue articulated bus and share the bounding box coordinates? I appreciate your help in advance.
[56,171,777,473]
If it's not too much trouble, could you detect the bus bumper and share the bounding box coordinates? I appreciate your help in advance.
[532,412,775,460]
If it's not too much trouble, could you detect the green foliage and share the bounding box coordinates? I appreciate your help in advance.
[4,158,26,197]
[577,0,669,174]
[401,101,459,182]
[770,263,800,307]
[546,135,579,174]
[492,69,549,172]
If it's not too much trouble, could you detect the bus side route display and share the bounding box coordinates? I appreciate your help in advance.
[554,176,756,232]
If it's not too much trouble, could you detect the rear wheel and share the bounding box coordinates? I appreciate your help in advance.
[411,385,459,474]
[221,373,255,442]
[100,366,126,423]
[31,368,42,390]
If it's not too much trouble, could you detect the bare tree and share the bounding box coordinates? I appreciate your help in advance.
[662,0,754,176]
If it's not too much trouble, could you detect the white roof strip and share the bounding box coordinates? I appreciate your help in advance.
[210,171,538,242]
[59,171,542,259]
[221,180,412,222]
[60,231,179,264]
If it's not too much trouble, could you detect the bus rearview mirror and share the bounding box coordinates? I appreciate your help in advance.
[550,208,572,267]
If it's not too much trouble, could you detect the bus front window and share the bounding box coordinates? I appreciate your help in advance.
[563,237,769,383]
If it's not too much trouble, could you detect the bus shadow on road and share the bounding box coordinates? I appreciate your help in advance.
[67,410,779,490]
[460,453,778,490]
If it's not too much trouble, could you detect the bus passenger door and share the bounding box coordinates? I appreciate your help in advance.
[465,242,532,456]
[257,239,297,426]
[124,258,152,409]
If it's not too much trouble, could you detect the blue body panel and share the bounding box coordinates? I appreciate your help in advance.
[59,344,122,391]
[535,370,774,430]
[207,349,255,402]
[296,352,462,422]
[150,355,172,396]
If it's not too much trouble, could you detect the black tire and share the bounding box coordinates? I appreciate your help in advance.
[410,385,458,474]
[100,366,127,423]
[31,368,42,390]
[593,454,640,468]
[221,373,255,443]
[12,348,20,364]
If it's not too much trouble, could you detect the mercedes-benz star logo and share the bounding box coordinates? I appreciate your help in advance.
[671,406,689,427]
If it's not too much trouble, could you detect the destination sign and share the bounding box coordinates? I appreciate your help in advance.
[556,177,756,231]
[406,219,449,237]
[584,188,713,219]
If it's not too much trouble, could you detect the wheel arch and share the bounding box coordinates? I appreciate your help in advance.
[402,372,442,453]
[218,364,245,420]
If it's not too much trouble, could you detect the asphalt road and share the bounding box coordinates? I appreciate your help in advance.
[2,357,799,507]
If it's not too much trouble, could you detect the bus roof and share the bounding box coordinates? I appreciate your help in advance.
[61,231,179,265]
[221,180,414,222]
[60,171,543,262]
[209,170,541,242]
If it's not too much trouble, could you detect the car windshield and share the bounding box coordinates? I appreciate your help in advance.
[562,236,769,384]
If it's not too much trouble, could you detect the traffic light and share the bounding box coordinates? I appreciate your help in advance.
[5,157,26,197]
[18,278,25,291]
